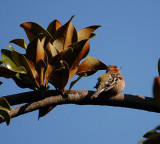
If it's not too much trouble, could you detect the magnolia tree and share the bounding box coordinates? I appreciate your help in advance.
[0,16,160,144]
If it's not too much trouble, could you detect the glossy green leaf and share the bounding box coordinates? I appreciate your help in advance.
[20,22,53,42]
[69,73,87,90]
[0,98,11,111]
[10,39,27,50]
[77,25,101,41]
[47,19,62,36]
[1,49,26,73]
[0,109,11,125]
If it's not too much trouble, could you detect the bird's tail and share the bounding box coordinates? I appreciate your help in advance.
[91,90,101,99]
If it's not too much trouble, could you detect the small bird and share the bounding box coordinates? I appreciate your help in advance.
[91,65,125,99]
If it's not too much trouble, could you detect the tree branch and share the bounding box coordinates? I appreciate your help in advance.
[1,90,159,124]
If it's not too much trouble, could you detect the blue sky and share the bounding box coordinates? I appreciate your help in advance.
[1,0,160,144]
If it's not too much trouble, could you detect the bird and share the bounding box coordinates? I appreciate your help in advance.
[91,65,125,99]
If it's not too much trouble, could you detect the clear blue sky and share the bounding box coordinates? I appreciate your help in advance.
[1,0,160,144]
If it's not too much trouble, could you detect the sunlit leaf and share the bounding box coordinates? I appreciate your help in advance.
[47,19,62,36]
[10,38,27,50]
[77,25,101,41]
[69,73,87,90]
[77,56,108,76]
[20,22,53,42]
[52,15,77,52]
[153,77,160,107]
[1,49,26,73]
[7,45,14,50]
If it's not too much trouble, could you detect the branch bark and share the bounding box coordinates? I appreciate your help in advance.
[1,90,160,124]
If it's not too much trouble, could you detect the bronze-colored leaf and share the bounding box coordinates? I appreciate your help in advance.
[153,77,160,107]
[77,56,108,76]
[60,39,89,69]
[52,15,77,52]
[38,105,56,119]
[77,25,101,41]
[47,19,62,36]
[50,61,69,92]
[20,22,53,42]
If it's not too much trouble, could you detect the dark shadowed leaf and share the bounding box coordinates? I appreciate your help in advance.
[52,15,77,52]
[0,66,16,78]
[153,77,160,107]
[38,105,56,119]
[77,56,108,76]
[0,98,11,111]
[143,130,158,138]
[77,25,101,41]
[50,61,69,92]
[10,39,27,50]
[13,73,36,90]
[0,109,11,125]
[20,22,53,42]
[47,19,62,36]
[143,133,160,144]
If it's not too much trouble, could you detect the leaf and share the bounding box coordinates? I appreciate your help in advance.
[1,49,26,73]
[77,56,108,76]
[143,130,158,138]
[47,19,62,36]
[0,98,11,125]
[77,25,101,41]
[0,66,16,78]
[52,15,77,52]
[60,39,89,69]
[10,39,27,50]
[0,98,11,111]
[50,61,69,92]
[38,105,56,119]
[153,77,160,107]
[7,45,14,50]
[143,133,160,144]
[158,58,160,76]
[69,73,87,90]
[20,22,53,42]
[12,73,36,90]
[0,109,11,125]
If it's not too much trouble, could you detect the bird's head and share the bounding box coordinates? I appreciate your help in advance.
[107,65,121,72]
